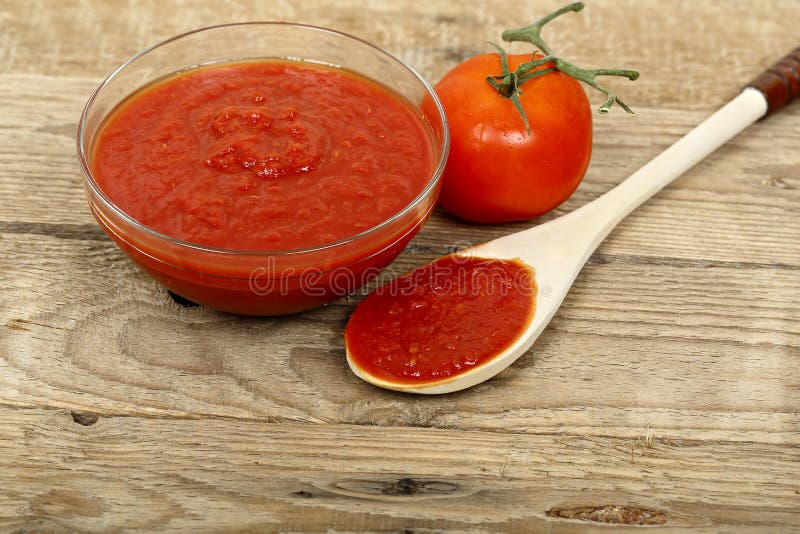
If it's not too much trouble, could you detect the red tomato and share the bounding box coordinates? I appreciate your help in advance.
[429,53,592,223]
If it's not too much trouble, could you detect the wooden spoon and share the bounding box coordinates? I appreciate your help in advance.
[347,48,800,394]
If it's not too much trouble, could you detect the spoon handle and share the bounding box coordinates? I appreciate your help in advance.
[561,47,800,252]
[565,88,766,251]
[747,47,800,116]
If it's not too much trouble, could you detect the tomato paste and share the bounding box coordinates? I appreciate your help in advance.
[92,60,435,251]
[345,256,536,384]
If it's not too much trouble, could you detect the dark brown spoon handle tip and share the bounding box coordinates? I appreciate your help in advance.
[747,47,800,117]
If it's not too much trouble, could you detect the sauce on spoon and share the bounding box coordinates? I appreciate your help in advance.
[345,255,537,385]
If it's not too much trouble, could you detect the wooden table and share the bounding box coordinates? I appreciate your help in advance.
[2,0,798,531]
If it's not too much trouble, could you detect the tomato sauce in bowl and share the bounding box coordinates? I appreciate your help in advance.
[77,23,448,315]
[92,60,435,251]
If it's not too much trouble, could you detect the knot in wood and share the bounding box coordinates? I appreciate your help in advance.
[70,411,99,426]
[546,504,667,525]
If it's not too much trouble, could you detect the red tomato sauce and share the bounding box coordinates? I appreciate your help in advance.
[345,256,537,384]
[91,60,435,251]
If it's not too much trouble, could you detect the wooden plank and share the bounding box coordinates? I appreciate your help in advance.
[2,0,800,106]
[2,73,799,265]
[2,231,797,441]
[1,409,798,532]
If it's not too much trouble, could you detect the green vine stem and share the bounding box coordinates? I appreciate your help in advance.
[486,1,639,134]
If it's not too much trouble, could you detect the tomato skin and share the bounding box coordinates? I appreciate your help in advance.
[430,53,592,223]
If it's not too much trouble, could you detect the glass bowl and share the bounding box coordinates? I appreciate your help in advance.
[77,22,448,315]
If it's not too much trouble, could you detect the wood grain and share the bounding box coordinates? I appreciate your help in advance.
[2,410,799,532]
[1,0,799,531]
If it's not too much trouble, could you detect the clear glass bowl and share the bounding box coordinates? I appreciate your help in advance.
[77,22,449,315]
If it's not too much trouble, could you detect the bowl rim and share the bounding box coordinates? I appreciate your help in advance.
[76,21,449,257]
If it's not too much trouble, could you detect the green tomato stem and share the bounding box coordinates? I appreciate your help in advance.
[500,1,585,56]
[487,42,531,134]
[486,1,639,132]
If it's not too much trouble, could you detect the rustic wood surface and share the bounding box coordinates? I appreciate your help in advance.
[2,0,799,531]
